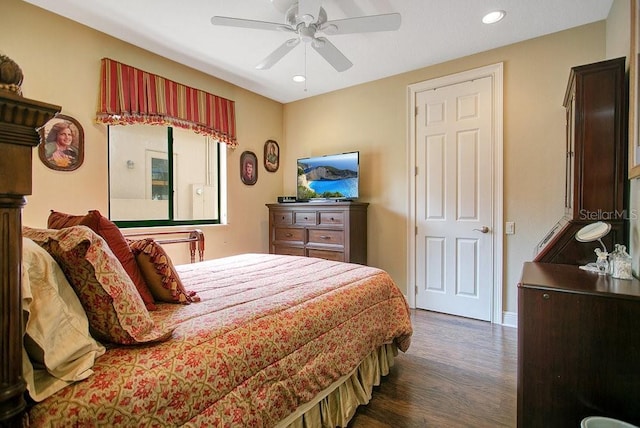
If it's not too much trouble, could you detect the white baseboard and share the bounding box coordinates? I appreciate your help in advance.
[405,298,517,328]
[501,311,517,328]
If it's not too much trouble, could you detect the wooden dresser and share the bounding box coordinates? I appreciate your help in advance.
[266,202,368,264]
[517,262,640,427]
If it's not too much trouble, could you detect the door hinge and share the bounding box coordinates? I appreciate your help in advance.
[415,226,418,235]
[415,166,418,176]
[415,106,418,116]
[415,284,418,295]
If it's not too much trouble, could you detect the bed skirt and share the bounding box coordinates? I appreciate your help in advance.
[277,342,398,428]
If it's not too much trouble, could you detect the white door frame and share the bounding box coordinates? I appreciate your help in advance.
[407,63,504,324]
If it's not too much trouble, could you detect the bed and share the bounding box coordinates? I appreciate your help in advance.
[0,91,413,427]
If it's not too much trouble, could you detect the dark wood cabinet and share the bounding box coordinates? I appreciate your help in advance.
[517,262,640,428]
[266,202,368,264]
[534,57,628,265]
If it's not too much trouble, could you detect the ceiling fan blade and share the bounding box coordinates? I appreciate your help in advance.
[298,0,322,25]
[311,37,352,72]
[256,38,300,70]
[211,16,291,32]
[323,13,401,35]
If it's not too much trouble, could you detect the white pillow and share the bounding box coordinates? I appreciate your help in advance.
[21,237,106,402]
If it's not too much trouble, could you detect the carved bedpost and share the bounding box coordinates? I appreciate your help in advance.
[0,90,60,427]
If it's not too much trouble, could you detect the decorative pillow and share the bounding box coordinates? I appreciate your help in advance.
[47,209,157,311]
[129,238,200,304]
[23,226,173,345]
[21,237,106,402]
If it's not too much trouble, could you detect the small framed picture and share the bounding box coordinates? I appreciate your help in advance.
[38,114,84,171]
[264,139,279,172]
[240,151,258,185]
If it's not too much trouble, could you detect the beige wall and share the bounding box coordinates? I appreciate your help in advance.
[3,0,284,264]
[607,0,631,58]
[283,23,607,316]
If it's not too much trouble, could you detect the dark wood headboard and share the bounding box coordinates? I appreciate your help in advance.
[0,91,61,426]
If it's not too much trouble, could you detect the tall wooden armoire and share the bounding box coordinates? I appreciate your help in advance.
[534,57,628,265]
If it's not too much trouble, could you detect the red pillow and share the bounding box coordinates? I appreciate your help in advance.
[129,238,200,304]
[47,210,157,311]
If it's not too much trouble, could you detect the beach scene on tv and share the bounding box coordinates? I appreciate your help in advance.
[297,152,359,200]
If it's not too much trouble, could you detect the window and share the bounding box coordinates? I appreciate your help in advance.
[108,125,226,227]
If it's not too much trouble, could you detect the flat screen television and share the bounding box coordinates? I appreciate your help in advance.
[297,151,359,201]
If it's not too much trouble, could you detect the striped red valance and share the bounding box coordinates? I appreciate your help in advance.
[97,58,237,148]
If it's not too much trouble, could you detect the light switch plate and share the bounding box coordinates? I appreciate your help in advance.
[506,221,515,235]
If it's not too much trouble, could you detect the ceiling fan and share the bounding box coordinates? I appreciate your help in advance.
[210,0,401,72]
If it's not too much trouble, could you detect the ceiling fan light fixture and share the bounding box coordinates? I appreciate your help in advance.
[299,25,316,43]
[292,74,306,83]
[482,10,506,24]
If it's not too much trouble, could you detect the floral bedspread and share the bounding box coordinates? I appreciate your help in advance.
[28,254,413,427]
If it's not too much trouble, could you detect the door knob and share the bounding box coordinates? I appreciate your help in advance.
[473,226,490,233]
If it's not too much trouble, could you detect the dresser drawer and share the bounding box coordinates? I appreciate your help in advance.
[275,228,304,242]
[272,211,293,226]
[294,211,317,225]
[319,212,344,226]
[307,249,345,262]
[308,229,344,245]
[274,246,306,256]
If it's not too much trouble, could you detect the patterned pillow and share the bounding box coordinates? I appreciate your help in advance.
[129,238,200,304]
[47,210,157,311]
[23,226,173,345]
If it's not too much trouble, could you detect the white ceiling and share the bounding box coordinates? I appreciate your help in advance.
[24,0,613,103]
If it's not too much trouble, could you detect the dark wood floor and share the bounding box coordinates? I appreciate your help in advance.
[349,309,517,428]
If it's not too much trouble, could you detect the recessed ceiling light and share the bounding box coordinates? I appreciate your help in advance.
[482,10,506,24]
[292,75,306,83]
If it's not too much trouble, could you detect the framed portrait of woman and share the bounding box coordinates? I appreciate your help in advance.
[38,114,84,171]
[240,151,258,185]
[264,139,279,172]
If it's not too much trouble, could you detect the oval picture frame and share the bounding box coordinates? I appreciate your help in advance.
[240,150,258,185]
[264,139,279,172]
[38,114,84,171]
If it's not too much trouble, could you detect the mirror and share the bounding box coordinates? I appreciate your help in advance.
[575,221,611,248]
[575,222,611,274]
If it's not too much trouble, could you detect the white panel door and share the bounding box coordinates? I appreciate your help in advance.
[415,76,493,321]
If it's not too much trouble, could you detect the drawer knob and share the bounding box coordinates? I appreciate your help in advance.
[320,235,331,240]
[542,293,550,300]
[285,233,293,237]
